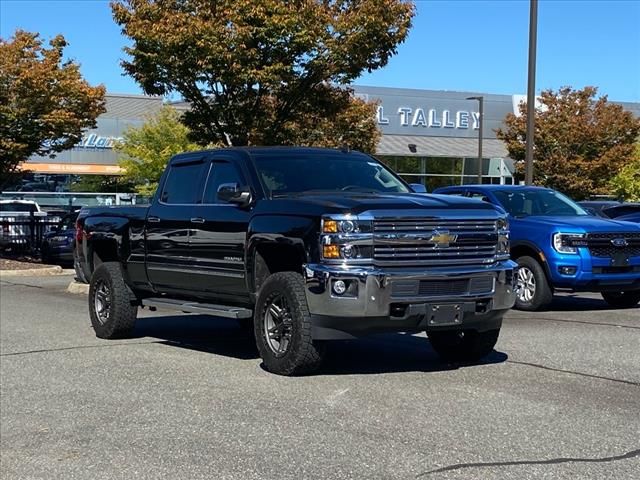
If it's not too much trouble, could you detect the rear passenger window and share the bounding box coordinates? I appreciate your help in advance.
[203,161,244,203]
[161,162,206,204]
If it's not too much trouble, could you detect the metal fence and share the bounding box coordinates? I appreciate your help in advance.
[0,192,146,211]
[0,213,62,253]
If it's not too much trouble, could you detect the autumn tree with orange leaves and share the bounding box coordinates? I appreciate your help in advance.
[0,31,106,185]
[111,0,415,152]
[497,86,640,200]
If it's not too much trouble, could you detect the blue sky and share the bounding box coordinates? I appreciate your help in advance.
[1,0,639,101]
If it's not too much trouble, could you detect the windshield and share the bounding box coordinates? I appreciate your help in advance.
[0,202,37,212]
[493,189,588,217]
[252,153,410,197]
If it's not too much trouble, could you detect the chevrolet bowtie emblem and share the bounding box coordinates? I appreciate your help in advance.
[430,230,458,248]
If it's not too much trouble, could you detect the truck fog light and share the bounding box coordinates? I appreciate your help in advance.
[558,266,577,275]
[332,280,347,295]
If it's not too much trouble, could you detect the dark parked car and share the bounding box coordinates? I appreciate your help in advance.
[600,203,640,223]
[76,147,517,375]
[40,212,78,265]
[578,200,621,217]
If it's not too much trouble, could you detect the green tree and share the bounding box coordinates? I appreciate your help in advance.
[116,106,201,196]
[610,143,640,201]
[111,0,413,150]
[69,175,136,193]
[0,31,106,186]
[496,86,640,200]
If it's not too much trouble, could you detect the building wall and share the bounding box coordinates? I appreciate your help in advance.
[19,87,639,189]
[24,94,163,175]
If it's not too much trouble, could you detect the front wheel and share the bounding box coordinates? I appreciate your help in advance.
[514,256,553,311]
[601,291,640,309]
[254,272,325,376]
[428,329,500,362]
[89,262,137,339]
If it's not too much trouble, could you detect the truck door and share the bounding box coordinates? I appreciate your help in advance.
[188,154,250,300]
[146,155,207,293]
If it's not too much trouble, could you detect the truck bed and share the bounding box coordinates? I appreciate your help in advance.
[79,205,149,223]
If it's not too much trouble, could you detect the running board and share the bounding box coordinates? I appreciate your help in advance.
[141,297,253,319]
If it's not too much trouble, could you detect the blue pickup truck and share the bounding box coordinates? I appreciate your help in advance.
[433,185,640,311]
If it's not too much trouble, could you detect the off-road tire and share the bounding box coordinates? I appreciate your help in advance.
[515,255,553,311]
[601,291,640,309]
[254,272,324,376]
[89,262,137,339]
[428,328,500,362]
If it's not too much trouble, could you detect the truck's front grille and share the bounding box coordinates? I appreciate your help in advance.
[392,276,495,298]
[587,233,640,258]
[373,219,497,234]
[372,218,499,267]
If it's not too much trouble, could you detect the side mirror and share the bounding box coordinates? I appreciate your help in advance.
[217,183,253,207]
[409,183,427,193]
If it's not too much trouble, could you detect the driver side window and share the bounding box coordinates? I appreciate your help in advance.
[203,161,244,204]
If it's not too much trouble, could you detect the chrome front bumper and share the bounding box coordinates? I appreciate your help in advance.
[303,260,518,320]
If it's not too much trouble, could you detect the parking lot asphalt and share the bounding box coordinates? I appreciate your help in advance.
[1,274,638,480]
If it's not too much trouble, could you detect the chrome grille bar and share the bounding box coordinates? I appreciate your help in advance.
[372,217,500,267]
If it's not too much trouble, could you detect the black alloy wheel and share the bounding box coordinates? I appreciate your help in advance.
[254,272,325,376]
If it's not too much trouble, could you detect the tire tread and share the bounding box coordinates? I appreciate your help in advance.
[89,262,137,339]
[254,272,324,376]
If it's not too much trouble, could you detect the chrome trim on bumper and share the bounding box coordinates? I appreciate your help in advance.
[303,260,518,318]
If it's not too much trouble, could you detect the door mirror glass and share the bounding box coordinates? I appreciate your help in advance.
[409,183,427,193]
[217,183,252,207]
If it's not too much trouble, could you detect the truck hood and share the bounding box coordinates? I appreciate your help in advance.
[512,215,640,232]
[255,192,502,217]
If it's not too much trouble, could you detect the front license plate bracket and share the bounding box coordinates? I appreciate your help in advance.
[611,252,630,267]
[427,304,463,326]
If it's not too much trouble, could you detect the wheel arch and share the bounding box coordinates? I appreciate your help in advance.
[511,241,554,287]
[83,216,130,274]
[248,239,308,296]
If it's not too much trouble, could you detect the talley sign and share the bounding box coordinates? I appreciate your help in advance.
[376,106,480,130]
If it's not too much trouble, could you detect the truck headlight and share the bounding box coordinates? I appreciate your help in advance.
[323,219,360,233]
[552,233,587,254]
[321,215,373,262]
[496,217,510,258]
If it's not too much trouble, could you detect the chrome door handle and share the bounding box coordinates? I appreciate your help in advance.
[147,216,161,223]
[190,217,205,224]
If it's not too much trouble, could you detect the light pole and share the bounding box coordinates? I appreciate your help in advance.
[525,0,538,185]
[466,96,484,184]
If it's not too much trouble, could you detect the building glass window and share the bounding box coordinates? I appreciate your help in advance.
[377,155,513,190]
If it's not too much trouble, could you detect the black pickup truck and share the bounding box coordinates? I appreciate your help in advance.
[76,147,517,375]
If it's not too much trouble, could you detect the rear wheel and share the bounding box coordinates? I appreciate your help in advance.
[254,272,324,376]
[514,256,553,311]
[601,291,640,308]
[428,329,500,362]
[89,262,137,339]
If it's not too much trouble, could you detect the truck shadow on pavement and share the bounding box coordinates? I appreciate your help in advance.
[132,314,508,375]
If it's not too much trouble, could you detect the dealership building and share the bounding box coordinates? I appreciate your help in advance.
[16,86,640,192]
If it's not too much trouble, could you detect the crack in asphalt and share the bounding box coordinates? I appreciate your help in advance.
[507,359,640,387]
[0,340,163,357]
[417,448,640,477]
[0,280,46,289]
[510,315,640,330]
